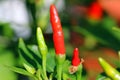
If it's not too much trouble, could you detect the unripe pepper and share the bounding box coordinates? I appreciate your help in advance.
[36,27,48,80]
[99,57,120,80]
[37,27,48,56]
[50,4,65,55]
[87,2,103,20]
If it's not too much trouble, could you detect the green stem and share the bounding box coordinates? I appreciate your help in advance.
[49,73,53,80]
[42,55,48,80]
[56,54,66,80]
[33,75,42,80]
[57,64,62,80]
[76,64,82,80]
[38,77,42,80]
[36,69,42,80]
[34,77,42,80]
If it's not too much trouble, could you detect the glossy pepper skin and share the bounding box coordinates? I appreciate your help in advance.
[72,48,81,66]
[50,4,65,55]
[88,2,103,20]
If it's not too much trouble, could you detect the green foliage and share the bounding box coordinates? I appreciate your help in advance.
[96,72,112,80]
[18,38,38,69]
[10,37,56,80]
[0,51,17,80]
[5,28,83,80]
[46,49,56,72]
[5,66,34,77]
[1,0,120,80]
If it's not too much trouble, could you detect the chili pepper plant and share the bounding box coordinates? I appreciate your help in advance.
[6,4,120,80]
[6,4,83,80]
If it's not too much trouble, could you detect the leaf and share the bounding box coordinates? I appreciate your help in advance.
[63,60,71,73]
[27,45,42,66]
[72,26,109,46]
[23,63,36,74]
[18,38,38,68]
[102,17,120,41]
[62,60,76,80]
[27,45,41,58]
[46,48,56,72]
[19,38,34,59]
[27,45,56,73]
[63,73,76,80]
[5,65,34,77]
[0,51,17,80]
[96,72,112,80]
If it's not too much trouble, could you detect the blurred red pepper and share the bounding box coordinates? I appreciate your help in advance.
[87,2,103,20]
[72,48,81,66]
[50,4,65,55]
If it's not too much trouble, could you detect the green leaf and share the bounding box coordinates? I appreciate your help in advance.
[63,73,76,80]
[23,63,36,74]
[18,38,38,68]
[63,60,71,73]
[27,45,42,67]
[27,45,41,58]
[5,65,34,77]
[62,60,76,80]
[46,48,56,72]
[19,38,33,59]
[3,23,14,38]
[72,26,109,46]
[102,17,120,41]
[0,51,17,80]
[96,73,112,80]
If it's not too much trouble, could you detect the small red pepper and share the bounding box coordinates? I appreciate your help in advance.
[50,4,65,55]
[72,48,81,66]
[87,2,103,20]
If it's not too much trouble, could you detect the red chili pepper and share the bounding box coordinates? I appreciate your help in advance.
[72,48,81,66]
[50,4,65,55]
[87,2,103,20]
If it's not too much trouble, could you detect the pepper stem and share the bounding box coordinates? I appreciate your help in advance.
[76,64,83,80]
[35,69,42,80]
[42,55,48,80]
[56,54,66,80]
[57,64,62,80]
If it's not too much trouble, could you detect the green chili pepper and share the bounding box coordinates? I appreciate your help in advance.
[36,27,48,80]
[37,27,48,56]
[98,57,120,80]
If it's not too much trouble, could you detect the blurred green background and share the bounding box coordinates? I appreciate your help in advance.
[0,0,120,80]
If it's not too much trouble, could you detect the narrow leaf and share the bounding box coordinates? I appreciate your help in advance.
[5,65,33,77]
[18,38,37,68]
